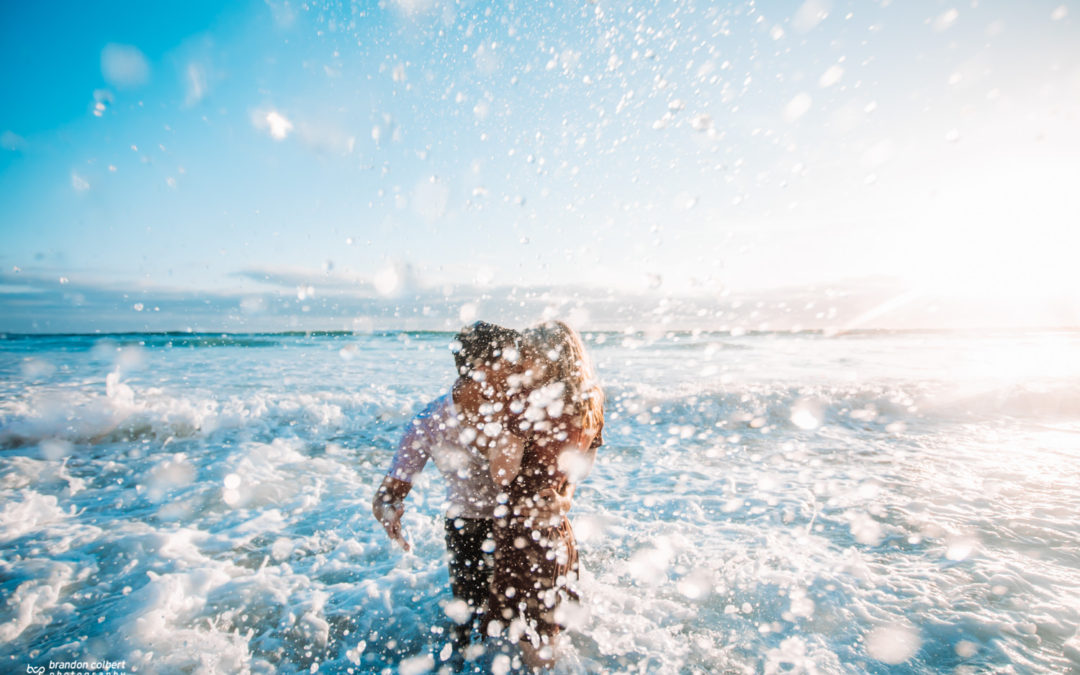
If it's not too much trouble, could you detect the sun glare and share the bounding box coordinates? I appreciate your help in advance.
[895,149,1079,308]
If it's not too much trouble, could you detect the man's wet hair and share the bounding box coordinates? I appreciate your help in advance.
[452,321,520,375]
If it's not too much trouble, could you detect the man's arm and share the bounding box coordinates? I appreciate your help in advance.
[373,401,440,551]
[372,475,413,552]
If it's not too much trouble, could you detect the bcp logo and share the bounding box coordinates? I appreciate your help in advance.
[26,667,46,674]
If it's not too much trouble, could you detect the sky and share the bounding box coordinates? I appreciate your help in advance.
[1,0,1078,332]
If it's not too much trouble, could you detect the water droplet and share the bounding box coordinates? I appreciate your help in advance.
[444,599,472,624]
[690,114,713,132]
[865,624,921,664]
[933,9,959,32]
[373,266,400,296]
[790,404,821,430]
[101,43,150,88]
[946,536,977,561]
[784,94,813,122]
[265,110,293,140]
[819,65,844,87]
[955,641,978,658]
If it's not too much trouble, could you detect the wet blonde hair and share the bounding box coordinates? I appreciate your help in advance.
[520,320,604,434]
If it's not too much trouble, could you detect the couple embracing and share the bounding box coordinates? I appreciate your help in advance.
[372,320,604,670]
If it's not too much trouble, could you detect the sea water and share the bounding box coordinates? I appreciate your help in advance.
[1,330,1079,674]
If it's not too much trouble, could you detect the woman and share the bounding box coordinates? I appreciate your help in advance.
[484,321,604,669]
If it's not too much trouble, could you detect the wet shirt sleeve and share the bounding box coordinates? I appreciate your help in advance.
[387,405,436,484]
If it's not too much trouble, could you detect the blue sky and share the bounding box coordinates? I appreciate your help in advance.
[1,0,1078,332]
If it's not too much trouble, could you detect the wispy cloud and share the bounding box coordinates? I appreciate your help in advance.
[2,268,1076,334]
[231,262,421,297]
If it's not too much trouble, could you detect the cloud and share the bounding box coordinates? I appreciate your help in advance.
[0,271,237,333]
[233,262,426,299]
[1,269,1076,334]
[232,265,376,293]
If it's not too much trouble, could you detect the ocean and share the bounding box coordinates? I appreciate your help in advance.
[1,329,1079,674]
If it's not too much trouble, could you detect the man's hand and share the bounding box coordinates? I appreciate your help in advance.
[373,498,410,551]
[373,476,412,552]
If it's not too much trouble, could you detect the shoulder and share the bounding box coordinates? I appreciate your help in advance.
[411,392,456,429]
[420,392,453,415]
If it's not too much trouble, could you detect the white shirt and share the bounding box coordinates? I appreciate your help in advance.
[388,393,498,519]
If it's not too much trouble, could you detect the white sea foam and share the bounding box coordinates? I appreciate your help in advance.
[0,379,403,450]
[0,491,73,542]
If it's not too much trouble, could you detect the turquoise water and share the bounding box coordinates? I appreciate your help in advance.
[1,330,1079,673]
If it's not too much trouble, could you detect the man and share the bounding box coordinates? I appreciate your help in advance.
[372,321,521,649]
